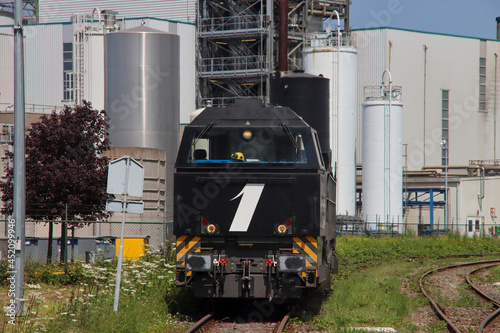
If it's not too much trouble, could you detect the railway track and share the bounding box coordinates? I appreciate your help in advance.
[420,259,500,332]
[185,302,296,333]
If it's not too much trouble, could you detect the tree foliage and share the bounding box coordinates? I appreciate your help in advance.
[1,101,111,225]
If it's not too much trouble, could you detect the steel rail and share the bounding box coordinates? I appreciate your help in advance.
[466,264,500,307]
[420,259,500,333]
[466,264,500,332]
[273,306,295,333]
[185,312,214,333]
[187,300,298,333]
[479,307,500,333]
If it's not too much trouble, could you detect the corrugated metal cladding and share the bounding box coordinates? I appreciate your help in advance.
[38,0,196,24]
[23,24,65,107]
[126,18,196,124]
[0,30,14,106]
[352,29,387,164]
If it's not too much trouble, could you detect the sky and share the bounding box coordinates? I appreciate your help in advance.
[349,0,500,40]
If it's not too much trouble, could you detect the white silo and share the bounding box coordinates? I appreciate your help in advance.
[362,79,403,233]
[303,33,357,217]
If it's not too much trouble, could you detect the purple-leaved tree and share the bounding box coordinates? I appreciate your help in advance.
[0,101,111,264]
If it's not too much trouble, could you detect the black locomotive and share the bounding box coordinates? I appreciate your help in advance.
[174,98,337,299]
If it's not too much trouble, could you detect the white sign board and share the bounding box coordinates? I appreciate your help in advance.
[107,156,144,197]
[106,199,144,214]
[106,199,124,213]
[126,201,144,214]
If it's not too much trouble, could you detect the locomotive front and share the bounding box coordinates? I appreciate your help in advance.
[174,99,336,299]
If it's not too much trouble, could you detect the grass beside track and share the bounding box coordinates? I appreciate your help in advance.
[292,233,500,332]
[2,234,500,332]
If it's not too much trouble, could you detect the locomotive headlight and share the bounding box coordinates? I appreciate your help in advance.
[277,224,287,234]
[207,224,217,234]
[275,217,293,235]
[242,130,253,140]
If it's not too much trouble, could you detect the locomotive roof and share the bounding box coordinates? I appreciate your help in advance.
[190,99,311,128]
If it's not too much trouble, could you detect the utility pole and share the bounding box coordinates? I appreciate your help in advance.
[13,0,26,315]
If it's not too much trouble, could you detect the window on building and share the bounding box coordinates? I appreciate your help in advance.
[441,90,449,166]
[63,42,74,102]
[479,57,486,112]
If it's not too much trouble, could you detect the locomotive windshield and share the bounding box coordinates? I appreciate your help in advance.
[188,127,309,164]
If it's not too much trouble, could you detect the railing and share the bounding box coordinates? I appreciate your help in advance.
[304,32,356,48]
[363,85,403,102]
[198,55,269,77]
[315,0,350,5]
[336,217,498,237]
[469,159,500,166]
[198,15,268,37]
[200,96,265,107]
[0,103,64,114]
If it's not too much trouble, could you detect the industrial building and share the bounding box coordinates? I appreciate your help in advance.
[0,6,197,251]
[0,0,499,242]
[353,27,500,235]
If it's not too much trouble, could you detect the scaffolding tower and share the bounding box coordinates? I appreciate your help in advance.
[196,0,350,107]
[0,0,37,23]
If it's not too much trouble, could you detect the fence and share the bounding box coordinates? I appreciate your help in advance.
[336,216,500,237]
[0,220,172,263]
[1,217,498,263]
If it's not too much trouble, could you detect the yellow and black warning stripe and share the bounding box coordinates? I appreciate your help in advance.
[176,235,201,271]
[293,236,318,277]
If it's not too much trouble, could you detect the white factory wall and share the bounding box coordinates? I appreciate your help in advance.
[0,32,13,107]
[38,0,196,24]
[1,24,67,109]
[355,28,387,168]
[354,28,500,171]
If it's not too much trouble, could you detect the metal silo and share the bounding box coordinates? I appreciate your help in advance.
[362,82,403,233]
[303,33,357,217]
[105,25,180,222]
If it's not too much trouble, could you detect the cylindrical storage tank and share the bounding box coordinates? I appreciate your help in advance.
[303,36,357,217]
[362,87,403,233]
[269,72,330,155]
[0,11,14,25]
[105,26,180,221]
